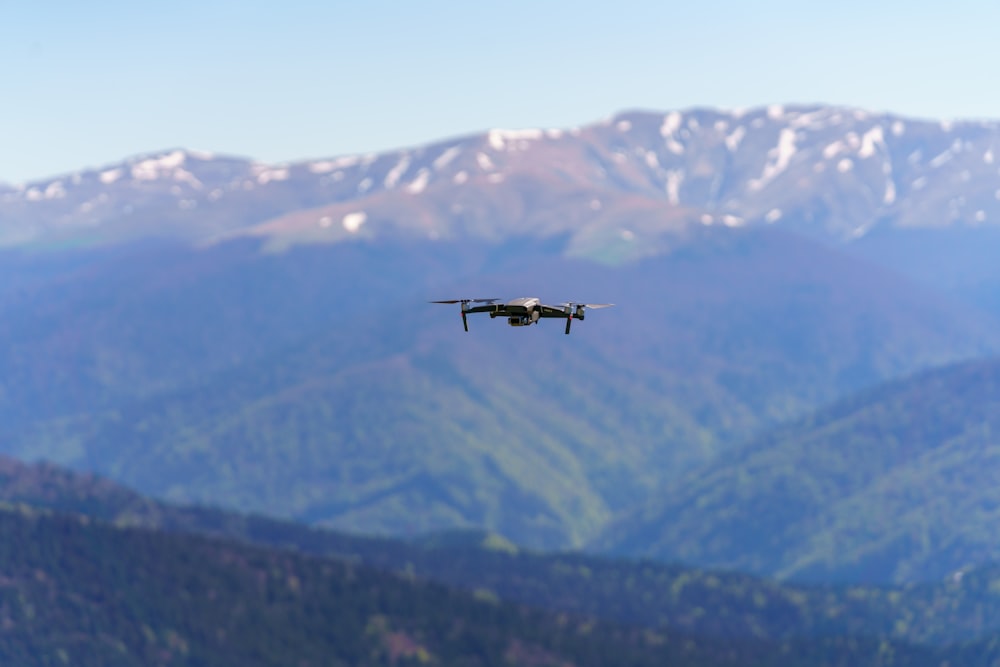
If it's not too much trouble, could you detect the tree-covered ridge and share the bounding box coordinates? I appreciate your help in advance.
[0,505,961,667]
[598,356,1000,584]
[3,456,1000,649]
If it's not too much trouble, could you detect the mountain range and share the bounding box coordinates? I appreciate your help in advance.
[4,104,1000,580]
[6,105,1000,251]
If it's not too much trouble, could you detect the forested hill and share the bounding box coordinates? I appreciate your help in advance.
[4,455,1000,650]
[597,356,1000,583]
[0,504,963,667]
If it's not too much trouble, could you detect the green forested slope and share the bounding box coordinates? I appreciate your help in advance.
[597,357,1000,583]
[0,504,965,667]
[3,456,1000,649]
[7,228,1000,550]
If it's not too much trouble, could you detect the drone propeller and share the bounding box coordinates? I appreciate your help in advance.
[559,302,614,309]
[429,298,500,304]
[430,298,500,332]
[559,302,614,334]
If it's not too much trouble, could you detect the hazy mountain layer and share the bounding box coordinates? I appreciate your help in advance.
[596,357,1000,583]
[5,228,997,549]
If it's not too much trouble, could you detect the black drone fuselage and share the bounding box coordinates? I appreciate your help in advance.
[431,297,608,335]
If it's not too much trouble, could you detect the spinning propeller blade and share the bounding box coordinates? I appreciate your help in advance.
[429,298,499,304]
[431,298,499,332]
[559,302,614,309]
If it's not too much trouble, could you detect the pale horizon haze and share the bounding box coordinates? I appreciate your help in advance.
[3,0,1000,184]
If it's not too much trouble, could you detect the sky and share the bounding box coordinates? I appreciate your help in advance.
[3,0,1000,184]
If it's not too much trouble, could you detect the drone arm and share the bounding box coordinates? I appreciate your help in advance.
[430,299,501,331]
[538,305,571,318]
[465,304,502,314]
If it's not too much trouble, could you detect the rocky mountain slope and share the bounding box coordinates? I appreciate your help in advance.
[5,105,1000,255]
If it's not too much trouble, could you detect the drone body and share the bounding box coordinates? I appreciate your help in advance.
[430,297,613,334]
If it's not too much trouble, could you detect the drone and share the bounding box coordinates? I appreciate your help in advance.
[430,297,613,334]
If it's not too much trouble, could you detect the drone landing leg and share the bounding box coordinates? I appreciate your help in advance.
[462,311,469,332]
[564,316,572,335]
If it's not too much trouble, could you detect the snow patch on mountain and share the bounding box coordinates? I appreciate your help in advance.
[44,181,66,200]
[488,128,544,151]
[749,129,797,191]
[255,167,288,185]
[100,168,124,184]
[476,153,494,171]
[666,170,683,205]
[725,126,746,152]
[660,112,685,154]
[131,150,186,180]
[930,150,954,169]
[823,141,845,159]
[308,161,337,174]
[342,211,366,232]
[406,169,430,194]
[859,127,886,159]
[789,108,834,130]
[432,146,462,170]
[875,158,896,205]
[385,156,412,189]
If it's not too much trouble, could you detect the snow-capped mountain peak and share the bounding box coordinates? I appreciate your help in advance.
[4,105,1000,252]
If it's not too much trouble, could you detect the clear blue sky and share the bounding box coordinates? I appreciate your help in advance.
[3,0,999,183]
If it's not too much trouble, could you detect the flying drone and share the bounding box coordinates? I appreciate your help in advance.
[430,297,613,334]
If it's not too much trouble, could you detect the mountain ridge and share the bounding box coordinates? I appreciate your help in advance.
[6,104,1000,254]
